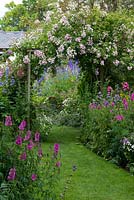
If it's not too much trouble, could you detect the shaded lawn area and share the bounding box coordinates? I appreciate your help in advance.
[43,126,134,200]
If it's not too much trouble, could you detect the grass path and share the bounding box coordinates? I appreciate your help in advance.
[44,126,134,200]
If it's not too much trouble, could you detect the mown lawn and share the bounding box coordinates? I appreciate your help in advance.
[43,126,134,200]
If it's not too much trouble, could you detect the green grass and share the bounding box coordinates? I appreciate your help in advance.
[43,126,134,200]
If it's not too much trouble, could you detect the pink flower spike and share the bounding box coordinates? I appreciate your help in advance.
[107,86,113,93]
[27,140,34,150]
[122,82,129,91]
[54,143,60,155]
[7,168,16,181]
[131,93,134,101]
[122,98,128,110]
[5,116,12,126]
[16,135,23,146]
[24,130,31,141]
[115,115,124,121]
[35,132,40,142]
[19,120,27,131]
[31,174,37,181]
[20,152,26,160]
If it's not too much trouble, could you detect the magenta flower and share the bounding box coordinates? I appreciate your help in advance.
[20,152,26,160]
[56,161,61,168]
[31,174,37,181]
[24,130,31,141]
[54,143,60,155]
[122,82,129,91]
[107,86,113,94]
[122,98,128,109]
[7,168,16,181]
[111,102,115,107]
[131,93,134,101]
[5,116,12,126]
[38,148,43,158]
[19,120,27,131]
[27,140,34,150]
[16,135,23,146]
[115,115,124,121]
[35,132,40,142]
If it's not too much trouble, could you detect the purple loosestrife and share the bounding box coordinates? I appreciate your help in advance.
[16,135,23,146]
[115,115,124,121]
[31,174,37,181]
[35,132,40,142]
[7,168,16,181]
[107,86,113,94]
[19,120,27,131]
[122,98,128,110]
[54,143,60,155]
[27,140,34,150]
[131,93,134,101]
[20,152,27,160]
[24,130,31,141]
[5,116,12,126]
[122,82,129,91]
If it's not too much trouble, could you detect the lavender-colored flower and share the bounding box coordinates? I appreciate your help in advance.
[7,49,13,55]
[16,135,23,146]
[122,137,130,146]
[10,77,15,86]
[103,100,109,107]
[7,168,16,181]
[23,55,30,64]
[19,120,27,131]
[35,132,40,142]
[31,174,37,181]
[5,67,9,79]
[5,116,12,126]
[0,69,3,78]
[20,152,27,160]
[54,143,60,155]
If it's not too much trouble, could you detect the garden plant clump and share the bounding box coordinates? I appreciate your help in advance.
[81,82,134,173]
[0,116,61,200]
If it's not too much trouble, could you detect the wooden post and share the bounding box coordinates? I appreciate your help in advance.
[27,51,31,130]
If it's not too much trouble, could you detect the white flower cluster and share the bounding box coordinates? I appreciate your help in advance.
[122,137,134,152]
